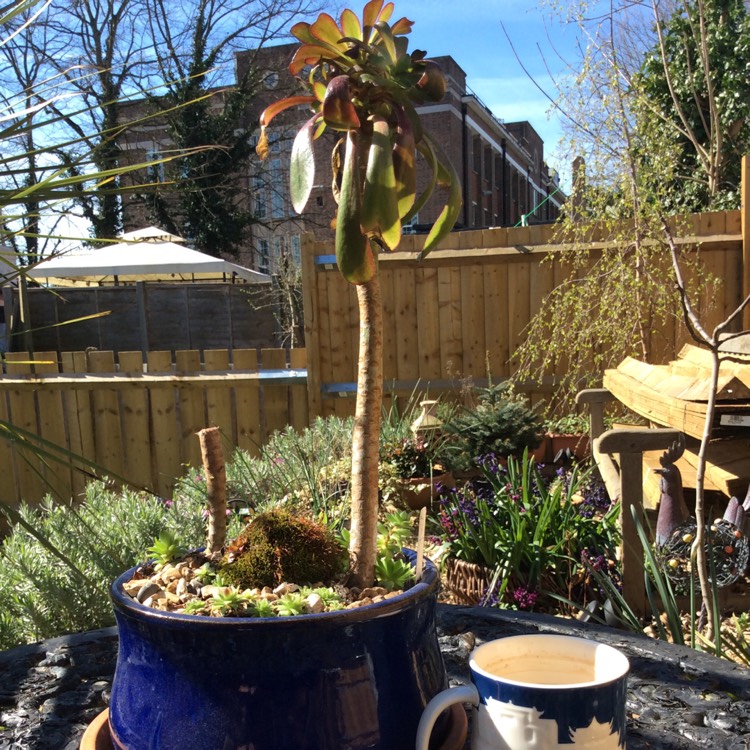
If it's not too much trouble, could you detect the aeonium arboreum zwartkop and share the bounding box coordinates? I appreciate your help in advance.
[258,1,461,587]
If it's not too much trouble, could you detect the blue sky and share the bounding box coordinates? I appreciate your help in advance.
[377,0,580,184]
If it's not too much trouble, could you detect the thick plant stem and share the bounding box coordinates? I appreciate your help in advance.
[348,274,383,588]
[198,426,227,555]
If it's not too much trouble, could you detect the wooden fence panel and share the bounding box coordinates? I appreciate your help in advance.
[88,351,124,480]
[118,352,153,491]
[175,350,203,467]
[34,351,70,502]
[147,350,181,498]
[5,353,43,504]
[234,349,261,455]
[204,349,233,447]
[302,215,745,417]
[0,347,307,508]
[263,348,290,438]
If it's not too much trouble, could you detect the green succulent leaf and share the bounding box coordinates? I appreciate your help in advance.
[336,131,377,283]
[361,117,401,250]
[290,115,318,214]
[323,75,361,130]
[309,12,345,47]
[340,8,362,40]
[419,134,462,259]
[392,108,416,218]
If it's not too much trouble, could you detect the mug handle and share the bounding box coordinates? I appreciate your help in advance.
[415,684,478,750]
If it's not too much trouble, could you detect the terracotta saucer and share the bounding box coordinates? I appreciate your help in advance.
[80,703,467,750]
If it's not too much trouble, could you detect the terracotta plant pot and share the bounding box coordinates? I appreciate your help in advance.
[399,473,455,510]
[549,433,590,462]
[108,550,450,750]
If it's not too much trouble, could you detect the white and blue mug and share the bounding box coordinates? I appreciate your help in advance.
[416,634,629,749]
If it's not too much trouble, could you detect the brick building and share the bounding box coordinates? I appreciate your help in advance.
[123,43,564,274]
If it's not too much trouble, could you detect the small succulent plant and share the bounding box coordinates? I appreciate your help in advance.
[147,531,184,567]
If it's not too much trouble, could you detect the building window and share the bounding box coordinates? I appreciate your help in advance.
[270,158,284,218]
[272,236,283,271]
[146,149,165,183]
[254,191,266,219]
[290,235,301,265]
[258,239,269,274]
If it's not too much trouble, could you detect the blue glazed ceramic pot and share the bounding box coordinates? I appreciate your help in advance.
[108,550,447,750]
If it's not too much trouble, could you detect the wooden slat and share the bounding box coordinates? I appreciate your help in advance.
[327,272,353,384]
[5,352,43,504]
[393,268,419,381]
[289,348,309,433]
[437,266,462,379]
[88,351,124,479]
[460,265,486,377]
[33,351,71,502]
[61,351,95,499]
[507,261,530,376]
[0,363,18,507]
[175,350,204,467]
[483,264,509,379]
[147,351,180,497]
[118,352,153,491]
[300,237,321,421]
[233,349,261,455]
[263,348,290,438]
[416,266,440,381]
[204,349,233,445]
[379,266,398,382]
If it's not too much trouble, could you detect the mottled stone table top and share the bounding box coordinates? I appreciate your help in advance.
[1,604,749,749]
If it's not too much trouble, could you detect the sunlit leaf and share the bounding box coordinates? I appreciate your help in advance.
[336,131,376,283]
[362,0,385,30]
[290,21,316,44]
[391,17,413,36]
[405,138,439,224]
[361,117,400,250]
[392,108,416,218]
[373,21,397,64]
[323,75,360,130]
[419,135,462,259]
[309,13,344,47]
[289,44,336,75]
[340,8,362,40]
[290,115,318,214]
[258,95,316,129]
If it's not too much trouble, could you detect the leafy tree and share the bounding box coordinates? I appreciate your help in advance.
[635,0,750,210]
[136,0,321,256]
[514,0,730,411]
[260,1,461,587]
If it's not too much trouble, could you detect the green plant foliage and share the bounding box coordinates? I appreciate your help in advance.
[146,530,184,566]
[439,383,543,473]
[433,452,620,611]
[635,0,750,212]
[544,413,589,435]
[376,511,412,556]
[0,483,209,649]
[218,510,348,590]
[381,435,445,479]
[210,416,355,524]
[274,592,307,617]
[374,554,413,592]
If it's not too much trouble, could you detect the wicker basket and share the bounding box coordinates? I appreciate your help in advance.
[444,557,492,605]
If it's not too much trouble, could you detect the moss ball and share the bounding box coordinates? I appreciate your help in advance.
[219,510,347,589]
